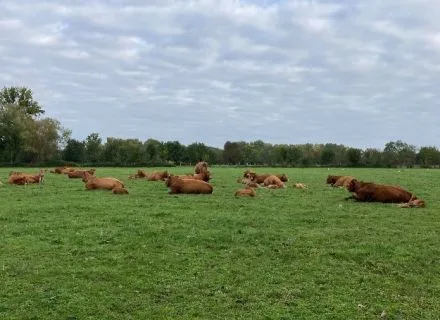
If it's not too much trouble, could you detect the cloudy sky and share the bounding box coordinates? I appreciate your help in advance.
[1,0,439,149]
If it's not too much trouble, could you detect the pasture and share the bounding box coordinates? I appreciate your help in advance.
[1,167,439,319]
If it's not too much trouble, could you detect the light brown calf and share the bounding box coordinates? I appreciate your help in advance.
[165,175,213,194]
[234,187,256,197]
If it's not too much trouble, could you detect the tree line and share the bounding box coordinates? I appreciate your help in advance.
[1,86,439,168]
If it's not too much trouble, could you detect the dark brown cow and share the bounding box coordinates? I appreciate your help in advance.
[346,179,416,203]
[165,175,213,194]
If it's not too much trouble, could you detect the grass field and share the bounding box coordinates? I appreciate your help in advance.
[1,167,439,319]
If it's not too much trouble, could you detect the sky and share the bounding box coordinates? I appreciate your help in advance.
[1,0,439,149]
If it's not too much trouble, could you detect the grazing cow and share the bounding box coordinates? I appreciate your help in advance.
[80,171,125,191]
[112,186,129,194]
[263,175,286,189]
[146,170,169,181]
[68,169,96,179]
[235,187,256,197]
[194,161,208,174]
[165,175,213,194]
[346,179,415,203]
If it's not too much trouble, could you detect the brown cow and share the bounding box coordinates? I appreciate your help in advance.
[68,169,96,179]
[8,174,28,185]
[247,172,288,184]
[81,171,125,191]
[327,175,355,187]
[346,179,416,203]
[263,175,286,189]
[146,170,169,181]
[398,198,426,208]
[165,175,213,194]
[293,183,308,189]
[194,161,208,174]
[112,186,129,194]
[242,169,256,178]
[235,187,256,197]
[129,169,148,179]
[9,170,44,184]
[54,166,75,174]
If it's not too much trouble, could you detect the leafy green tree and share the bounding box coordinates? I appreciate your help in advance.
[163,141,186,164]
[363,148,383,167]
[223,141,242,164]
[417,146,440,167]
[84,133,102,164]
[24,118,66,163]
[347,148,362,166]
[63,139,85,163]
[0,86,44,116]
[0,104,33,163]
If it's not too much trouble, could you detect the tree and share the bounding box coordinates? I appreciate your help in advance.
[417,146,440,167]
[144,139,163,164]
[363,148,383,167]
[223,141,242,164]
[63,139,85,163]
[24,118,66,163]
[0,104,33,163]
[0,86,44,116]
[163,141,186,164]
[347,148,362,167]
[383,140,417,167]
[321,148,335,165]
[84,133,102,164]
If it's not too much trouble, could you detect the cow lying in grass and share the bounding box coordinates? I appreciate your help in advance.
[263,175,286,189]
[8,170,44,185]
[345,179,418,203]
[68,169,96,179]
[235,187,256,197]
[52,166,76,174]
[175,170,211,182]
[327,175,356,187]
[165,175,213,194]
[293,183,308,189]
[146,170,169,181]
[245,171,288,184]
[129,169,147,179]
[398,197,426,208]
[80,171,128,193]
[194,161,208,174]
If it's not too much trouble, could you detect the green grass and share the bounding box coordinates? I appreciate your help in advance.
[1,167,439,319]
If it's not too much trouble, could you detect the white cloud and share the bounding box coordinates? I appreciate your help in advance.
[0,0,439,148]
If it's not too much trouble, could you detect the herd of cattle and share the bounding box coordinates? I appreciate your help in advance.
[5,161,425,208]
